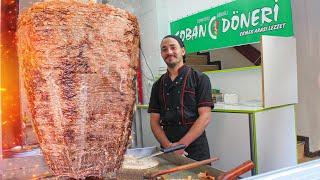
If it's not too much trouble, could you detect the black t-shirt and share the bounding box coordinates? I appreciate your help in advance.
[148,65,213,126]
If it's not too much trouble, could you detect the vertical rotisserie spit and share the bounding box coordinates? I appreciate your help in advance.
[17,0,139,178]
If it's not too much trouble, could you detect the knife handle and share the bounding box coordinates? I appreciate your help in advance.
[161,144,186,153]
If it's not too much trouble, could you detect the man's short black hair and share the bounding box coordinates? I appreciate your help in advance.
[162,35,186,62]
[162,35,185,48]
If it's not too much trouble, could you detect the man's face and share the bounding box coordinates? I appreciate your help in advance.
[160,37,185,68]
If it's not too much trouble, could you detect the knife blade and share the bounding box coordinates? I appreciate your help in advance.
[137,144,186,160]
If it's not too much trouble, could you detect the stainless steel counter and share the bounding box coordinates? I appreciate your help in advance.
[244,159,320,180]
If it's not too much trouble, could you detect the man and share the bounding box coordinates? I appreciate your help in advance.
[148,35,214,161]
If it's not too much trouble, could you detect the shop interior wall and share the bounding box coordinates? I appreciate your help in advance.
[19,0,39,12]
[137,1,167,104]
[292,0,320,152]
[164,0,233,21]
[209,47,255,69]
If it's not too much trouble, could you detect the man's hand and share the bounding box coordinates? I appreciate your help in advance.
[170,142,187,155]
[178,106,212,147]
[150,113,172,148]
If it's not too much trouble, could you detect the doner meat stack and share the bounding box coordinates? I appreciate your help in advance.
[17,0,140,178]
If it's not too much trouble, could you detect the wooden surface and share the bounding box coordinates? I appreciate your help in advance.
[2,149,224,179]
[148,157,219,178]
[219,160,255,180]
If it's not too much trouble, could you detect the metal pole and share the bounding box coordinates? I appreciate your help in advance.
[248,113,256,175]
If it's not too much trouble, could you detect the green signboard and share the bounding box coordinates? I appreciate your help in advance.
[170,0,294,53]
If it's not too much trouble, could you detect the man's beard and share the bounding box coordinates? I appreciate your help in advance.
[166,61,178,68]
[165,57,182,68]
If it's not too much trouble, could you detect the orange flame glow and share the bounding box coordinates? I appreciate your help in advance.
[1,0,23,150]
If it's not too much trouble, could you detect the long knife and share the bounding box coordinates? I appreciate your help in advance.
[137,144,186,160]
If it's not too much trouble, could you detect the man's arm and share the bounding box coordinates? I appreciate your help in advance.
[175,73,213,148]
[150,113,172,148]
[148,80,172,148]
[176,106,212,147]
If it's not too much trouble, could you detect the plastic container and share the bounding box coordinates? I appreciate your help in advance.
[212,89,223,103]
